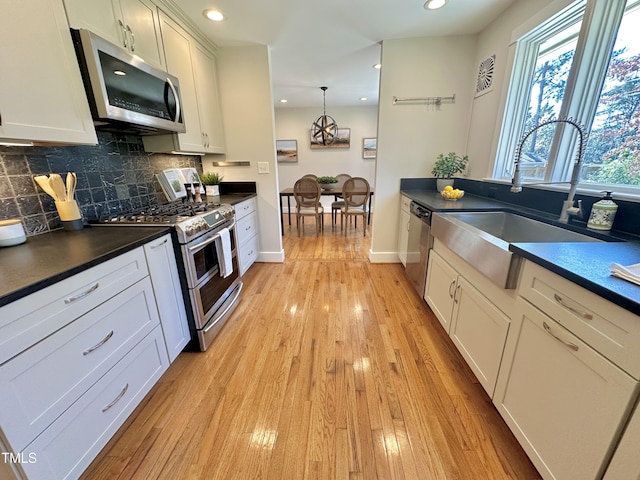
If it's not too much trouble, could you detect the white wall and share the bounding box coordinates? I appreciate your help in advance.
[371,35,477,261]
[209,45,284,264]
[466,0,576,179]
[274,105,378,212]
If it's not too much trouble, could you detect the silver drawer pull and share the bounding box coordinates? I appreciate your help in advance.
[553,293,593,320]
[543,322,579,351]
[64,282,99,304]
[102,384,129,413]
[83,330,114,356]
[150,238,168,249]
[448,280,456,298]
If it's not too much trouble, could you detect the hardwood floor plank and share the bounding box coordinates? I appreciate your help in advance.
[81,219,541,480]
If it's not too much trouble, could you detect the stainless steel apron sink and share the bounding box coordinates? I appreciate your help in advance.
[431,211,602,289]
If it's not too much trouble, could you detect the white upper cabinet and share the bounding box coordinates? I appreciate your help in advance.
[0,0,97,145]
[143,11,226,154]
[64,0,165,69]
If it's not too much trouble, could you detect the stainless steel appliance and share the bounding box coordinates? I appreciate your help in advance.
[71,28,186,135]
[97,202,242,351]
[406,201,433,297]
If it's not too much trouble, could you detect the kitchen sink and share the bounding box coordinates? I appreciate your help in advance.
[431,211,602,289]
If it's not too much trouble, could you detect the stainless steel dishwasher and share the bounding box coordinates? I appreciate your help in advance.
[405,201,433,297]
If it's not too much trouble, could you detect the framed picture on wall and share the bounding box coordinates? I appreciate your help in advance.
[276,139,298,162]
[363,138,376,159]
[310,128,350,149]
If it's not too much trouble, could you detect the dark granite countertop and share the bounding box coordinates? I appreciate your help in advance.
[0,226,169,307]
[510,242,640,316]
[219,193,257,205]
[401,188,640,317]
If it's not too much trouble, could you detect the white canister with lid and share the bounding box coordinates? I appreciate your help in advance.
[0,219,27,246]
[587,191,618,231]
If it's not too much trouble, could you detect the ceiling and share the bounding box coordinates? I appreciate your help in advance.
[175,0,515,108]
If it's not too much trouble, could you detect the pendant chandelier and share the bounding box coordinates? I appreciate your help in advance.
[311,86,338,145]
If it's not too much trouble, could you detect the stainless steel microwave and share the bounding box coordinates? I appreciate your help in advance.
[71,29,186,135]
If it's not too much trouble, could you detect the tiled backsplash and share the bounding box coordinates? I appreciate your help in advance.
[0,132,202,236]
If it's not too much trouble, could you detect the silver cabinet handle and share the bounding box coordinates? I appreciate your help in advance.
[126,25,135,52]
[553,293,593,320]
[543,321,579,351]
[64,282,99,304]
[102,383,129,413]
[453,284,461,303]
[448,279,456,298]
[118,19,128,49]
[83,330,114,355]
[150,238,168,249]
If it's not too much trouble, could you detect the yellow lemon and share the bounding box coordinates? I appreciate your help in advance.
[443,185,454,192]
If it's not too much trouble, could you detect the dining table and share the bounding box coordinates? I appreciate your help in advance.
[279,187,374,234]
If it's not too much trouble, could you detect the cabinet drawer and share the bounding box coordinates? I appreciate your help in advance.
[235,197,256,220]
[20,327,168,480]
[238,234,259,276]
[519,261,640,379]
[0,277,159,453]
[0,247,148,365]
[236,211,258,246]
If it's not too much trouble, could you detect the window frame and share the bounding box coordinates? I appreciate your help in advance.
[493,0,632,193]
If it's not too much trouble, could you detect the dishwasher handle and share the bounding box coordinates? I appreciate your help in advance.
[409,201,432,223]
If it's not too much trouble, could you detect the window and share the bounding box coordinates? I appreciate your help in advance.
[494,0,640,193]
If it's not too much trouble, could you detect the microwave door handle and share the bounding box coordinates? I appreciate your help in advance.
[166,78,181,123]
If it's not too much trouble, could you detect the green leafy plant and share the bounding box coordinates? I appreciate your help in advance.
[316,176,338,184]
[200,172,224,185]
[171,179,182,192]
[431,152,469,178]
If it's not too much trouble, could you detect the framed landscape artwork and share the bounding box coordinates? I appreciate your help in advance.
[363,138,377,159]
[276,140,298,162]
[310,128,350,149]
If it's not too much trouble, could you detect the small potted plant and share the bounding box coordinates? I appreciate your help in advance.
[432,152,469,191]
[316,176,339,190]
[200,171,223,198]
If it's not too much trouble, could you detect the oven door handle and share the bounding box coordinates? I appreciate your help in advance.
[187,221,235,254]
[204,282,243,333]
[189,232,220,254]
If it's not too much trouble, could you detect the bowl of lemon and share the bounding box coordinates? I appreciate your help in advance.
[441,185,465,200]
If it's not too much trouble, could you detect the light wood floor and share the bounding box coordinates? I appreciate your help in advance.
[81,214,541,479]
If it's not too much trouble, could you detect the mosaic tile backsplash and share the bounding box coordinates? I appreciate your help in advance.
[0,132,202,236]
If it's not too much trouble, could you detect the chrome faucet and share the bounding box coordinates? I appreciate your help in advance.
[511,117,586,223]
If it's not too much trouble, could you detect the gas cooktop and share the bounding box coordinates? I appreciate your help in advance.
[94,201,236,243]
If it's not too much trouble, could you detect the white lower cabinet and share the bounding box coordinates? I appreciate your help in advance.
[235,197,259,276]
[20,327,168,480]
[144,234,189,362]
[0,241,176,479]
[450,276,510,397]
[397,195,411,266]
[424,250,458,333]
[425,249,510,397]
[494,297,639,480]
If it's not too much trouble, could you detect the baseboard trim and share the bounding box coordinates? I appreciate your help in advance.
[368,250,401,263]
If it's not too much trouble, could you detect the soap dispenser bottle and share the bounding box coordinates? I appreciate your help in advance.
[587,191,617,231]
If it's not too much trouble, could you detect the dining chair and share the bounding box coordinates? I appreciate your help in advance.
[340,177,370,236]
[301,174,317,180]
[293,177,324,236]
[331,174,351,226]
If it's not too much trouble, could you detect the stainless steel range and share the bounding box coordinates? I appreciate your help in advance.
[98,201,243,351]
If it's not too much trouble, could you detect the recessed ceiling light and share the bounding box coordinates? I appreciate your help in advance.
[203,9,224,21]
[373,63,382,69]
[360,97,368,101]
[280,99,288,103]
[113,70,126,76]
[424,0,446,10]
